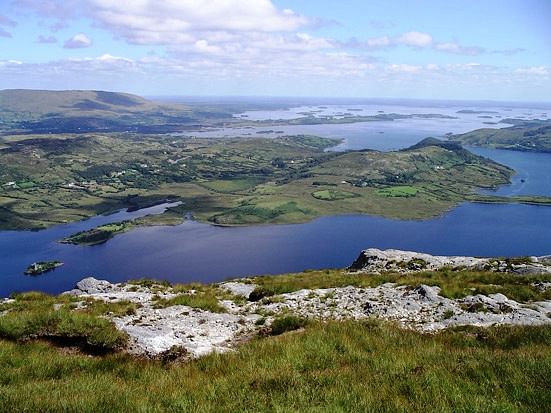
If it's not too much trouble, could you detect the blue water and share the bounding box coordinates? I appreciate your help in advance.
[470,147,551,197]
[1,201,551,297]
[2,102,551,297]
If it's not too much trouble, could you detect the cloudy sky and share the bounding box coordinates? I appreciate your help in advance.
[0,0,549,100]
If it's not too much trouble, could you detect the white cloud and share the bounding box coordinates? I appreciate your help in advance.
[352,32,487,57]
[491,48,525,56]
[64,33,92,49]
[97,53,133,63]
[396,31,433,47]
[434,42,484,56]
[426,63,440,71]
[0,59,23,66]
[8,0,546,99]
[12,0,82,20]
[388,64,422,73]
[516,66,548,76]
[88,0,308,45]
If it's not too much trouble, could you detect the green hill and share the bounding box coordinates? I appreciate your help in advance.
[0,89,226,134]
[450,120,551,152]
[0,89,155,114]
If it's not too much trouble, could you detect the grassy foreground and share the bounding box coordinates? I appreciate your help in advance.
[0,321,549,412]
[1,268,551,411]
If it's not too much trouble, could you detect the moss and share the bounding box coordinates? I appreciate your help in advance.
[248,286,276,302]
[0,292,128,350]
[269,315,308,335]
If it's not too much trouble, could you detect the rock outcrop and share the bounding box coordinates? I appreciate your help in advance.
[250,284,551,332]
[19,249,548,359]
[349,248,551,275]
[67,278,261,358]
[67,260,551,358]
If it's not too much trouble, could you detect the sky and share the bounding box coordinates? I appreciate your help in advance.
[0,0,549,100]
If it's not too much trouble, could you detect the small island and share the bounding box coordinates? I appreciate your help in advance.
[61,222,130,246]
[24,261,63,276]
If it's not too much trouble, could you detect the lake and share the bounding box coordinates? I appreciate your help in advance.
[1,100,550,296]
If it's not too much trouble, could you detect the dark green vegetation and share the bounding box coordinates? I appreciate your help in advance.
[24,261,63,275]
[248,267,551,303]
[0,131,518,233]
[61,222,130,246]
[268,315,308,335]
[451,119,551,152]
[0,292,133,350]
[0,320,550,412]
[0,89,233,134]
[152,283,243,313]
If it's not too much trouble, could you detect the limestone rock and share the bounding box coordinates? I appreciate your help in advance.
[219,282,257,299]
[349,248,551,275]
[26,248,551,360]
[75,277,114,294]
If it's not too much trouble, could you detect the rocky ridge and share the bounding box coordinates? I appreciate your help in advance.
[50,248,551,359]
[349,248,551,274]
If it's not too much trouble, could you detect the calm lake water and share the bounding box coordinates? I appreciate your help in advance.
[1,100,551,296]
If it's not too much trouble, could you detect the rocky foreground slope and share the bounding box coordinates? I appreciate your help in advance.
[350,248,551,274]
[44,249,551,359]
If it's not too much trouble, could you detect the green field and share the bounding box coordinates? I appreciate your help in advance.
[200,178,263,193]
[311,189,360,201]
[0,132,536,237]
[376,185,420,197]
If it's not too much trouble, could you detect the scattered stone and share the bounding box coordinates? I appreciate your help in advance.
[533,281,551,292]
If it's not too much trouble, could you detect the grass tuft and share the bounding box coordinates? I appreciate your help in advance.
[0,321,550,411]
[269,315,308,335]
[0,292,129,350]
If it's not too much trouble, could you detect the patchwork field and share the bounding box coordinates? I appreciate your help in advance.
[0,132,532,236]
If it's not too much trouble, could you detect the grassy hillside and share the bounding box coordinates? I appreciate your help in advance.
[1,264,551,411]
[0,133,516,231]
[450,119,551,152]
[0,89,227,134]
[0,319,549,412]
[0,89,154,114]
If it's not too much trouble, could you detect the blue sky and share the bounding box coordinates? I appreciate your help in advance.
[0,0,549,100]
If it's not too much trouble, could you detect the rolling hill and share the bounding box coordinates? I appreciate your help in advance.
[0,89,232,134]
[450,119,551,152]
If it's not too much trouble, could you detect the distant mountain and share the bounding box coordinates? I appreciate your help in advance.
[0,89,232,134]
[0,89,160,115]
